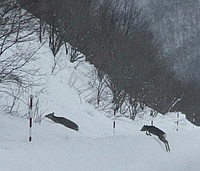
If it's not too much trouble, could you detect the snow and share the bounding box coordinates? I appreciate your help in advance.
[0,113,200,171]
[1,32,200,171]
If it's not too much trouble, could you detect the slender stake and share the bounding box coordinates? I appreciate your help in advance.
[193,113,195,130]
[29,95,33,142]
[113,109,116,135]
[29,118,32,142]
[176,112,179,131]
[150,110,154,126]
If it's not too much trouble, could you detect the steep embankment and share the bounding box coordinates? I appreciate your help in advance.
[0,39,200,170]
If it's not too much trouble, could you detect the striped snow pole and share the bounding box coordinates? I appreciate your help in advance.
[193,113,195,123]
[29,95,33,142]
[113,108,116,134]
[176,112,179,131]
[150,110,154,126]
[193,113,195,130]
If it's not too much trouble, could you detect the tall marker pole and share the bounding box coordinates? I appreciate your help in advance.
[112,104,118,135]
[176,112,179,131]
[193,113,195,130]
[29,95,33,142]
[113,108,116,134]
[150,110,154,126]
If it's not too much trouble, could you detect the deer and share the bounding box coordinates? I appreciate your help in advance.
[45,112,79,131]
[140,125,170,152]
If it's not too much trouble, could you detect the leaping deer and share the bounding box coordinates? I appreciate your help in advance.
[45,112,79,131]
[140,125,170,152]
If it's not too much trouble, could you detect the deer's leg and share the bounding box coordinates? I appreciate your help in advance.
[165,140,170,152]
[159,137,170,152]
[146,131,151,136]
[163,138,170,152]
[164,143,169,152]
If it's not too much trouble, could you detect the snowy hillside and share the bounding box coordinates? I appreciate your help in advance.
[0,34,200,171]
[1,111,200,171]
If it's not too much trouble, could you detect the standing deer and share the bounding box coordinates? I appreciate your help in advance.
[140,125,170,152]
[45,112,79,131]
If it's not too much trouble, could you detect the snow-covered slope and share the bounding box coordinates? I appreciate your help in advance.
[1,112,200,171]
[1,33,200,171]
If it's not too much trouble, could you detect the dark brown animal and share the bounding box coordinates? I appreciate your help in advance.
[45,112,79,131]
[140,125,170,152]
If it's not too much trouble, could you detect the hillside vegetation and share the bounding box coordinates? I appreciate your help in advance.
[1,0,200,125]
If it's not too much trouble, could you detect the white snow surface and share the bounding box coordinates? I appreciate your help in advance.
[1,38,200,171]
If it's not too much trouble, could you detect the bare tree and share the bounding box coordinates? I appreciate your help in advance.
[83,0,160,118]
[0,0,41,116]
